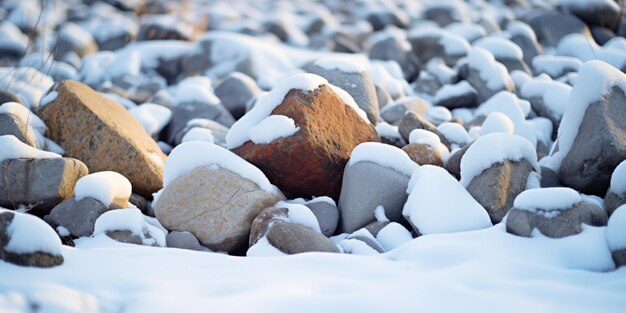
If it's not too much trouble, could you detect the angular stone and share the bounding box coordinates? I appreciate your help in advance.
[0,113,37,147]
[232,85,379,200]
[338,161,411,233]
[266,221,340,254]
[38,80,166,197]
[529,13,591,47]
[214,72,261,119]
[45,197,112,237]
[166,231,203,251]
[155,167,284,252]
[305,200,339,237]
[167,102,235,144]
[402,143,442,166]
[0,158,88,215]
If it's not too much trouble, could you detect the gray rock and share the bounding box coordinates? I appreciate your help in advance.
[166,231,203,251]
[346,232,385,253]
[445,141,472,178]
[590,27,615,46]
[434,82,478,109]
[465,159,535,224]
[338,161,411,233]
[266,221,340,254]
[0,211,64,268]
[563,1,622,30]
[166,101,235,144]
[54,23,98,60]
[381,97,428,125]
[375,84,393,108]
[510,34,543,69]
[0,158,88,215]
[460,63,515,103]
[173,118,229,147]
[45,197,112,237]
[613,249,626,268]
[506,198,608,238]
[0,113,38,147]
[605,192,626,217]
[408,32,467,66]
[412,72,441,96]
[398,111,450,147]
[129,193,150,216]
[558,86,626,196]
[499,58,532,75]
[540,166,562,188]
[369,37,420,82]
[214,72,261,119]
[0,90,22,104]
[366,10,410,31]
[249,206,289,247]
[154,167,284,253]
[305,63,379,124]
[305,201,339,237]
[137,19,193,41]
[528,13,591,47]
[363,221,390,237]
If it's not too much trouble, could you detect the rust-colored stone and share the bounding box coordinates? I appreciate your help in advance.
[38,80,166,196]
[232,85,379,200]
[402,143,442,166]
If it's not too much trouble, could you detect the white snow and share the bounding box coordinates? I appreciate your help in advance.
[466,47,513,90]
[436,122,469,147]
[510,70,532,91]
[174,76,220,105]
[74,172,132,207]
[609,160,626,195]
[347,142,419,177]
[182,127,215,143]
[93,208,165,247]
[129,103,172,136]
[434,81,476,104]
[460,133,538,187]
[481,112,515,135]
[0,102,46,145]
[403,165,492,234]
[56,226,70,237]
[376,222,412,251]
[426,106,452,124]
[506,21,537,41]
[246,236,286,257]
[557,34,626,70]
[59,22,95,50]
[605,37,626,52]
[313,57,367,73]
[607,205,626,251]
[547,60,626,170]
[514,187,582,213]
[409,129,450,163]
[163,141,281,195]
[375,122,401,139]
[374,205,389,223]
[521,79,572,120]
[305,196,336,206]
[474,37,523,60]
[445,22,486,43]
[409,28,471,56]
[368,61,407,99]
[559,0,620,12]
[425,58,456,84]
[0,135,61,162]
[0,67,54,109]
[227,72,367,149]
[3,210,62,255]
[532,55,582,78]
[0,21,28,53]
[249,115,300,145]
[476,91,537,147]
[39,91,58,108]
[339,238,380,256]
[276,202,321,233]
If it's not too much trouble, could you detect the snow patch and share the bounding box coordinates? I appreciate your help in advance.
[348,142,419,177]
[74,172,132,207]
[0,135,60,162]
[250,115,300,145]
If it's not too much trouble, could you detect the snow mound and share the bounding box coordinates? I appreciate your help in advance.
[129,103,172,136]
[348,142,419,176]
[557,34,626,70]
[313,57,367,73]
[163,141,280,195]
[607,205,626,251]
[93,208,165,247]
[0,67,54,108]
[514,187,582,213]
[0,135,60,162]
[174,76,220,105]
[460,133,538,187]
[481,112,515,135]
[182,127,215,143]
[250,115,300,145]
[376,222,412,251]
[609,160,626,195]
[436,122,469,147]
[532,55,582,78]
[426,106,452,124]
[521,79,572,120]
[409,129,450,163]
[476,91,537,147]
[276,201,322,233]
[547,60,626,170]
[74,171,132,207]
[474,36,523,60]
[246,236,286,257]
[403,165,492,235]
[226,72,367,149]
[434,81,476,104]
[466,47,513,90]
[375,122,401,139]
[3,210,62,255]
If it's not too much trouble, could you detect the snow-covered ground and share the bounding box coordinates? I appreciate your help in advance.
[2,224,624,313]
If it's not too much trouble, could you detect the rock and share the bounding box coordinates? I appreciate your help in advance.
[444,142,471,178]
[0,210,64,267]
[506,188,608,238]
[607,205,626,268]
[173,118,229,147]
[214,72,261,120]
[375,84,393,108]
[232,85,379,201]
[167,102,235,144]
[380,97,428,125]
[412,72,441,96]
[45,197,112,237]
[38,80,166,197]
[266,221,340,254]
[129,193,150,215]
[591,27,615,46]
[366,10,410,31]
[509,23,543,68]
[305,200,339,237]
[363,221,390,237]
[433,81,478,109]
[604,161,626,216]
[540,166,562,188]
[305,61,379,124]
[557,82,626,196]
[94,208,164,247]
[54,23,98,60]
[402,143,442,166]
[466,159,535,224]
[398,111,450,147]
[0,158,88,215]
[106,230,144,245]
[338,161,411,233]
[528,13,591,47]
[408,30,469,66]
[155,167,284,253]
[0,90,22,104]
[562,1,622,30]
[369,37,420,82]
[0,113,37,147]
[137,18,194,41]
[345,229,385,253]
[460,49,515,103]
[166,231,203,251]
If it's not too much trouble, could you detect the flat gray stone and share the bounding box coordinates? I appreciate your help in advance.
[266,221,340,254]
[214,72,261,119]
[166,231,203,251]
[45,197,112,237]
[305,201,339,237]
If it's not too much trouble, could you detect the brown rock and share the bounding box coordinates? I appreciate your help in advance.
[232,85,379,200]
[402,143,442,166]
[38,80,166,196]
[154,167,285,253]
[266,221,340,254]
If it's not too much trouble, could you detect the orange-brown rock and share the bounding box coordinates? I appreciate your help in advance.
[38,80,166,196]
[232,85,379,200]
[402,143,442,166]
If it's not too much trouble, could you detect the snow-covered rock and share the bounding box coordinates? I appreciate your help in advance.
[604,160,626,216]
[607,204,626,268]
[94,208,166,247]
[74,171,132,208]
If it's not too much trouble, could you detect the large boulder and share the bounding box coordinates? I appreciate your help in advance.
[230,80,379,201]
[38,80,166,196]
[506,188,608,238]
[155,167,284,253]
[0,210,64,267]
